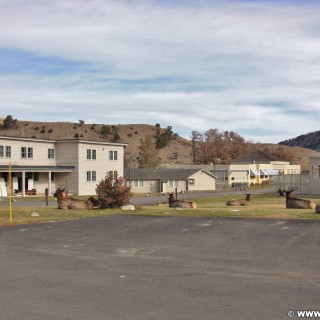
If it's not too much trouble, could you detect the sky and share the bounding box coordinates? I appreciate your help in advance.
[1,0,320,143]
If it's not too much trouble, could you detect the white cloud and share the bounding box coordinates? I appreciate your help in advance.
[0,0,320,143]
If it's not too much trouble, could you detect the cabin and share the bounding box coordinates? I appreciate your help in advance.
[124,168,216,193]
[0,136,126,196]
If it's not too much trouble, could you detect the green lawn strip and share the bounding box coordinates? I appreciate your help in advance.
[1,194,320,226]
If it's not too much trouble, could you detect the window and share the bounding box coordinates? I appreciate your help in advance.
[21,147,33,158]
[169,180,179,188]
[133,180,144,188]
[87,149,96,160]
[0,145,4,157]
[48,149,55,159]
[28,147,33,158]
[86,171,97,182]
[188,179,195,185]
[34,172,39,181]
[108,170,118,178]
[5,146,11,158]
[109,150,118,160]
[51,173,55,181]
[21,147,27,158]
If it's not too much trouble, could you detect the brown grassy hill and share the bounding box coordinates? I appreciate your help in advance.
[0,120,194,165]
[0,119,317,169]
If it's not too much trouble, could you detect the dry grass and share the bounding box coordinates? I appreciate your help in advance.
[1,193,320,226]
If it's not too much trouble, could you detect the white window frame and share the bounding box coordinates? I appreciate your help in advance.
[169,180,179,188]
[87,149,96,160]
[21,147,27,158]
[133,180,144,188]
[48,149,55,159]
[0,145,3,157]
[109,150,118,161]
[28,147,33,158]
[86,170,97,182]
[5,146,11,158]
[87,149,92,160]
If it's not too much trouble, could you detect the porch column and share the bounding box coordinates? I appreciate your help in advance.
[22,171,25,197]
[48,171,52,196]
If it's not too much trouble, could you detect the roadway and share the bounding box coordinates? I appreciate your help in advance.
[1,215,319,320]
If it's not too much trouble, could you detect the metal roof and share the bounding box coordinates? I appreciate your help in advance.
[250,169,260,176]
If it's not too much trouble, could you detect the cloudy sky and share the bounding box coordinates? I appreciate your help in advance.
[0,0,320,143]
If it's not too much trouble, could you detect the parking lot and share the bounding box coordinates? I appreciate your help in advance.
[1,215,320,320]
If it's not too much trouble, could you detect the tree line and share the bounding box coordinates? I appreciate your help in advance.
[191,129,247,164]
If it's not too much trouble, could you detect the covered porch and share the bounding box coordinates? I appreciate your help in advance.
[0,165,75,197]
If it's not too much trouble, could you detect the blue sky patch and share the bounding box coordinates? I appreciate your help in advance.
[0,48,92,76]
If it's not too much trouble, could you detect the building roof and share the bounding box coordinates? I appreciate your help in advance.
[0,165,75,172]
[0,135,127,146]
[231,150,276,164]
[124,168,216,182]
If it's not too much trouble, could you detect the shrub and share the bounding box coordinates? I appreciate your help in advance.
[96,173,132,208]
[100,125,111,136]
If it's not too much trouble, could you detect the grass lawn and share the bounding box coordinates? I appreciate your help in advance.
[1,193,320,226]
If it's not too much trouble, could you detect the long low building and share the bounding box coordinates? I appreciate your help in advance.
[124,168,217,193]
[0,136,126,196]
[160,161,300,190]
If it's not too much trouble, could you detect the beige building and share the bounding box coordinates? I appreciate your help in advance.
[124,168,216,193]
[0,136,126,196]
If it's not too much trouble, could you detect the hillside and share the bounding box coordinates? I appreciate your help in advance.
[0,118,317,170]
[279,130,320,151]
[246,143,319,171]
[0,120,194,165]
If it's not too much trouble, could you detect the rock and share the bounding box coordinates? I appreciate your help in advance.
[315,205,320,213]
[121,205,135,211]
[31,212,40,217]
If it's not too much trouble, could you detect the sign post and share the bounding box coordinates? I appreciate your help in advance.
[9,162,12,223]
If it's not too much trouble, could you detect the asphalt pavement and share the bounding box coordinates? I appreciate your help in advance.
[1,215,320,320]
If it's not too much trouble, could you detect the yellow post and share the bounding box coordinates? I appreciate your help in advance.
[9,162,12,223]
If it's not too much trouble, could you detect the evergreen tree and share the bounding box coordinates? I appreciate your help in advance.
[2,115,17,128]
[138,135,161,168]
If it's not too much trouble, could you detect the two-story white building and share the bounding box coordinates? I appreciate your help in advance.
[0,136,126,196]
